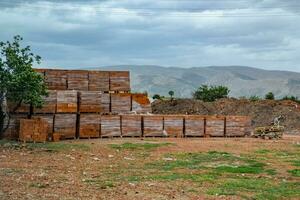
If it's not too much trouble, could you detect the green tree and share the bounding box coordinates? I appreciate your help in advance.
[281,96,300,104]
[193,85,230,102]
[265,92,275,100]
[168,90,174,100]
[0,35,47,137]
[152,94,161,100]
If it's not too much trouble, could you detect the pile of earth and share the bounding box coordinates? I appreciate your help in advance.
[151,98,300,134]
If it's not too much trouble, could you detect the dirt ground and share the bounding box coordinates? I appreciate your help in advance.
[152,98,300,133]
[1,136,300,200]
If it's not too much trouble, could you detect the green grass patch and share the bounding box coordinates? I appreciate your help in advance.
[207,178,300,199]
[214,162,265,174]
[0,139,90,152]
[291,160,300,167]
[109,142,173,151]
[83,178,115,189]
[146,151,271,175]
[288,169,300,177]
[255,149,271,154]
[26,142,90,152]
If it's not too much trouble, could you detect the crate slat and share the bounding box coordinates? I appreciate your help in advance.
[185,115,205,137]
[54,114,77,139]
[121,115,142,137]
[100,115,121,137]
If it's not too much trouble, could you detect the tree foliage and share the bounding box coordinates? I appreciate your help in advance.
[0,35,47,136]
[265,92,275,100]
[168,90,174,100]
[281,96,300,104]
[152,94,161,100]
[193,85,230,102]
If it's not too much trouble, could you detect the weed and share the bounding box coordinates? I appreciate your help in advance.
[26,142,90,152]
[288,169,300,177]
[255,149,271,154]
[109,142,173,151]
[83,178,115,189]
[29,183,48,189]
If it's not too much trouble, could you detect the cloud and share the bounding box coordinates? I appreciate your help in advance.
[0,0,299,72]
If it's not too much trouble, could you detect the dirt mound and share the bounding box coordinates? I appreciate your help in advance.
[152,98,300,133]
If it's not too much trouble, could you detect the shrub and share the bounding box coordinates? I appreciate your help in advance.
[193,85,230,102]
[265,92,275,100]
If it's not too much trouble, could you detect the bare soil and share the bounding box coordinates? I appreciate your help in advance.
[1,136,300,200]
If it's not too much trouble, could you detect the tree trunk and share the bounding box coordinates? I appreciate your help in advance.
[0,93,5,138]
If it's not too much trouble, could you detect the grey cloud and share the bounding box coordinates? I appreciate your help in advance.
[0,0,299,72]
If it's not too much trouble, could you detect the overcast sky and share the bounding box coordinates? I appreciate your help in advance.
[0,0,300,72]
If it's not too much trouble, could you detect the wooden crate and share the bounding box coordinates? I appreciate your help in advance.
[143,115,164,137]
[3,114,28,140]
[109,71,130,91]
[131,94,152,114]
[19,118,48,143]
[34,90,57,114]
[100,115,121,137]
[111,93,131,114]
[45,69,67,90]
[32,115,54,138]
[184,115,205,137]
[88,71,109,91]
[79,91,102,113]
[101,93,110,113]
[54,114,77,139]
[57,90,78,113]
[121,115,142,137]
[164,115,184,137]
[67,70,89,90]
[226,116,252,137]
[79,114,100,138]
[206,116,225,137]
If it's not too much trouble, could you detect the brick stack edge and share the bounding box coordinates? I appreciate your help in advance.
[4,68,253,141]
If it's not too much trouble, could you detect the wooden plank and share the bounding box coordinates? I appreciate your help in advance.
[206,116,225,137]
[88,71,109,91]
[45,69,67,90]
[131,94,152,114]
[185,115,205,137]
[143,115,164,137]
[79,114,100,138]
[34,90,57,114]
[226,116,252,137]
[32,115,54,137]
[56,90,78,113]
[164,115,184,137]
[101,93,110,113]
[100,115,121,137]
[67,70,89,90]
[54,114,77,139]
[111,93,131,114]
[109,71,130,91]
[79,91,102,113]
[121,115,142,137]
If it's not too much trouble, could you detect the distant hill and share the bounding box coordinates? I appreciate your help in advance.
[88,65,300,98]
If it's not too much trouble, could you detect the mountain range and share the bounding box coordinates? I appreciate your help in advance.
[88,65,300,98]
